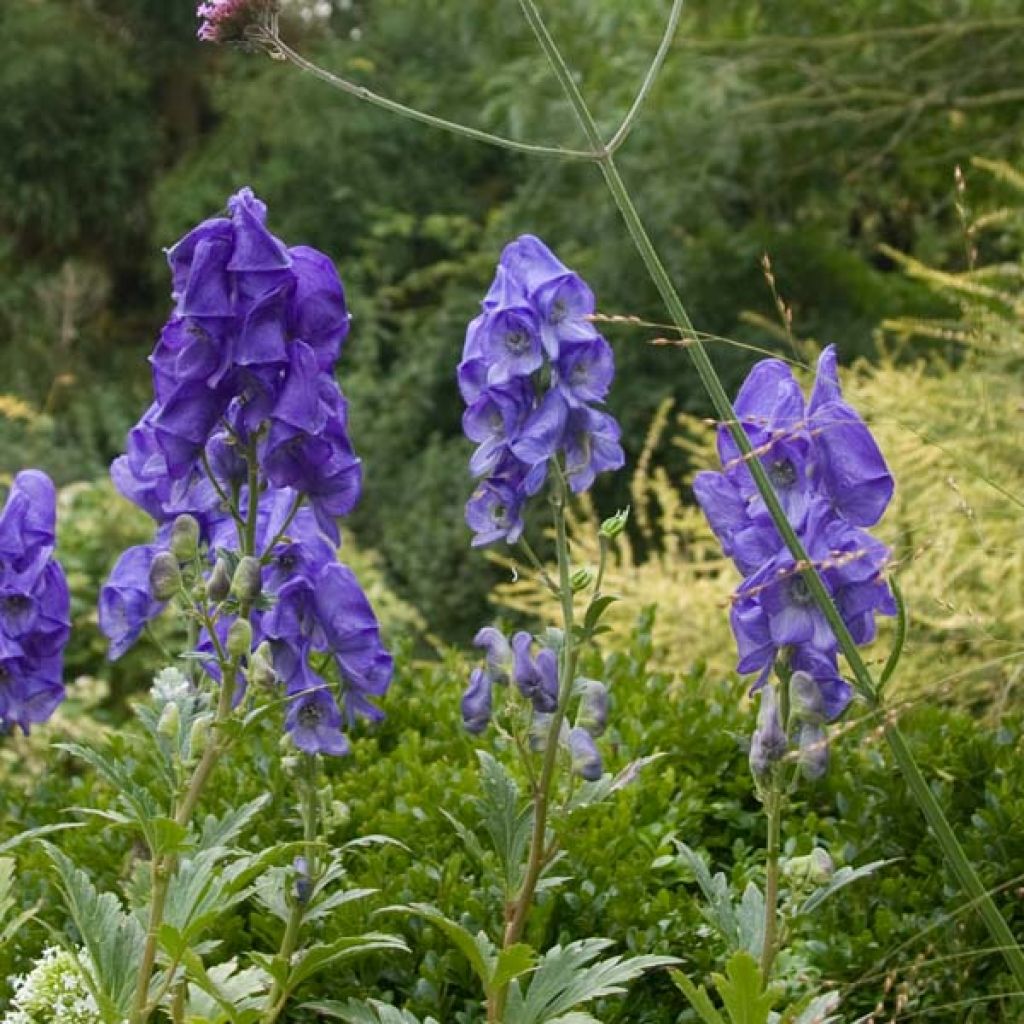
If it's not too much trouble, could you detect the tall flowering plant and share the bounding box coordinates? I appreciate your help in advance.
[381,236,674,1024]
[665,350,899,1017]
[21,189,405,1024]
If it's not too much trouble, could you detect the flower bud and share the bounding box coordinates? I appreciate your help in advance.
[249,641,276,688]
[808,847,834,884]
[169,514,200,563]
[293,855,313,905]
[577,679,608,737]
[157,700,180,740]
[206,558,231,601]
[231,556,262,603]
[226,618,253,659]
[188,713,213,761]
[568,726,603,781]
[460,667,492,735]
[783,847,836,888]
[149,551,182,601]
[797,721,828,780]
[529,711,553,753]
[789,670,825,724]
[600,508,629,539]
[749,684,787,780]
[570,566,594,593]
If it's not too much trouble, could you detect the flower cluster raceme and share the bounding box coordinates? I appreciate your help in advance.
[0,471,71,735]
[461,627,609,780]
[99,188,390,756]
[694,347,896,723]
[458,235,624,547]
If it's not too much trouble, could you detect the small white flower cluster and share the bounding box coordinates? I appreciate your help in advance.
[150,666,192,704]
[3,947,100,1024]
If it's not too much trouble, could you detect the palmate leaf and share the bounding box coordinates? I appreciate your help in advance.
[182,952,270,1024]
[476,751,533,895]
[160,847,257,956]
[301,998,440,1024]
[45,844,145,1022]
[670,970,726,1024]
[676,842,741,950]
[712,952,777,1024]
[503,938,678,1024]
[671,953,780,1024]
[197,795,271,852]
[57,742,175,855]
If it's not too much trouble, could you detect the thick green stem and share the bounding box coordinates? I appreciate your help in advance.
[517,0,1024,989]
[262,756,320,1024]
[489,470,578,1022]
[760,785,782,978]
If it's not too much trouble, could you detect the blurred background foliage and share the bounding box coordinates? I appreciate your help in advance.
[1,0,1022,645]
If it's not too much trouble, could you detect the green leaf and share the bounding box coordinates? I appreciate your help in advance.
[669,970,726,1024]
[799,859,896,916]
[161,847,255,950]
[45,844,145,1021]
[736,882,765,958]
[712,951,777,1024]
[675,842,740,950]
[475,750,533,895]
[56,743,166,854]
[0,821,85,856]
[504,938,677,1024]
[381,903,492,987]
[183,953,269,1023]
[0,856,40,949]
[285,932,409,991]
[783,991,841,1024]
[491,942,537,992]
[582,594,618,634]
[197,795,271,851]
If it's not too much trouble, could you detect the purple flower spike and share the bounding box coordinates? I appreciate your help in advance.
[102,188,392,757]
[696,347,895,778]
[459,234,623,548]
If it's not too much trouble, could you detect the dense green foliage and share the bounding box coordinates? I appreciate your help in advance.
[2,0,1023,638]
[4,613,1024,1021]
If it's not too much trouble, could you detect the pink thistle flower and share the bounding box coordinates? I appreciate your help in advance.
[197,0,268,43]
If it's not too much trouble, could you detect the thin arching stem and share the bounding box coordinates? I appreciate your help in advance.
[605,0,686,154]
[516,0,1024,990]
[260,30,599,162]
